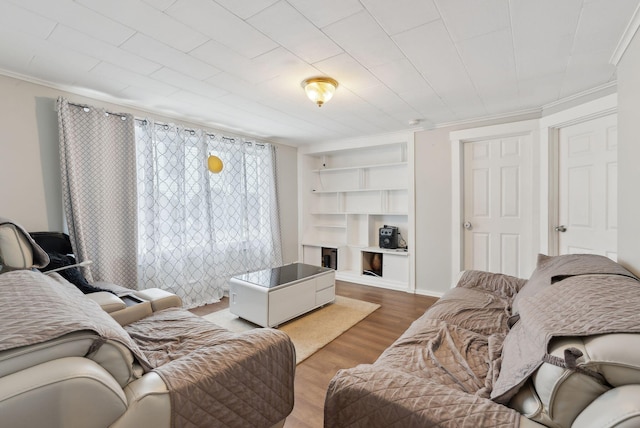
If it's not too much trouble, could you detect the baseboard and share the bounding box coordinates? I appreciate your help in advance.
[413,288,444,298]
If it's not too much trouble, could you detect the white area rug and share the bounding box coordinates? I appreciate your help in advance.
[202,296,380,364]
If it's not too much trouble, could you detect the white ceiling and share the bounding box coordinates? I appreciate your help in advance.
[0,0,638,145]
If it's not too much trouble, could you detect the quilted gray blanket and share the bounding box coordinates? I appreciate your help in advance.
[0,269,152,371]
[1,270,295,428]
[325,270,526,427]
[126,308,296,428]
[492,270,640,403]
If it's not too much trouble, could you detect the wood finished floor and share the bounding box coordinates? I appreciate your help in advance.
[190,281,438,428]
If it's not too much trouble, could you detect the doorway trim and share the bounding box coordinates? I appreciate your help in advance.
[450,120,539,282]
[538,94,617,256]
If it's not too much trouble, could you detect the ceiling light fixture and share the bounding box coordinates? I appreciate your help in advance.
[301,77,339,107]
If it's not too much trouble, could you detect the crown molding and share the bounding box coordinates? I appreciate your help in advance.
[610,3,640,65]
[433,107,541,130]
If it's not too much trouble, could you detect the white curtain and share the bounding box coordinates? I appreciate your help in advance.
[57,97,138,288]
[135,120,283,307]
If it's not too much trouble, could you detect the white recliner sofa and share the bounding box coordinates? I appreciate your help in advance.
[0,218,295,428]
[325,254,640,427]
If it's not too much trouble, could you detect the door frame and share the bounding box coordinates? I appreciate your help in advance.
[450,120,539,282]
[539,94,617,256]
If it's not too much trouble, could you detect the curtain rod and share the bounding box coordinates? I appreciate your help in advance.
[67,101,129,119]
[68,101,265,146]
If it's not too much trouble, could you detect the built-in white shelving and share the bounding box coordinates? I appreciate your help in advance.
[298,135,415,291]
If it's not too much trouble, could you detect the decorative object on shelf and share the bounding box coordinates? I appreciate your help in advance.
[371,253,382,273]
[301,76,339,107]
[207,154,223,173]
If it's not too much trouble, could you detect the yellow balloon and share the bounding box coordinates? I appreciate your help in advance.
[207,155,223,173]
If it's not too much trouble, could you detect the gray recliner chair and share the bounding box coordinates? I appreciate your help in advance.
[0,218,295,428]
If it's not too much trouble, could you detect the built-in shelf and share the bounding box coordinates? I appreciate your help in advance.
[311,161,408,173]
[311,187,406,194]
[299,137,415,291]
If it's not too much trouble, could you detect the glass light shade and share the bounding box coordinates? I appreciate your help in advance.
[207,155,223,173]
[301,77,338,107]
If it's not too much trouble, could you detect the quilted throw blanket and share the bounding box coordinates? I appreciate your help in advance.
[325,270,526,427]
[0,269,151,370]
[492,271,640,403]
[125,308,296,428]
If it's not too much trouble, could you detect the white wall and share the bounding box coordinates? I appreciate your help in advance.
[617,28,640,275]
[0,74,298,262]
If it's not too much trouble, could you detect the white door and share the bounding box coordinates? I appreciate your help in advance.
[557,114,617,259]
[463,136,533,277]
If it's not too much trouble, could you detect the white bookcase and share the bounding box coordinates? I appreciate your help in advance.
[298,134,415,291]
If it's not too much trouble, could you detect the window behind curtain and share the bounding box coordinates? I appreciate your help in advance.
[135,120,283,308]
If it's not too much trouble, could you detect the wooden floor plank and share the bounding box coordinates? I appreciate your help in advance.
[190,281,438,428]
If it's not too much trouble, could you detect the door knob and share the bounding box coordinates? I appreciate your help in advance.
[554,225,567,233]
[463,221,472,230]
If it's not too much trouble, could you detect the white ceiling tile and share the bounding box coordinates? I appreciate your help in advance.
[121,33,220,80]
[456,29,517,97]
[393,21,485,117]
[248,1,343,63]
[7,0,136,45]
[361,0,440,36]
[561,51,617,97]
[141,0,178,11]
[214,0,279,19]
[572,0,640,55]
[351,83,416,116]
[76,0,208,52]
[165,0,277,59]
[72,75,130,98]
[151,67,228,99]
[397,87,449,119]
[90,62,180,97]
[517,73,563,106]
[0,29,40,72]
[48,25,162,76]
[510,0,583,42]
[204,72,262,100]
[0,2,56,38]
[313,53,380,92]
[234,48,316,85]
[435,0,510,42]
[287,0,364,28]
[26,50,99,86]
[369,59,433,96]
[191,40,253,75]
[514,34,573,81]
[323,10,406,68]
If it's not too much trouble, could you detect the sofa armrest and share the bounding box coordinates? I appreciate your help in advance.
[111,372,170,428]
[87,291,127,313]
[92,282,182,312]
[132,288,182,311]
[572,385,640,428]
[0,357,127,428]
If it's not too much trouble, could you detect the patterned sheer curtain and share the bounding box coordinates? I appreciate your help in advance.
[57,97,138,288]
[135,120,283,307]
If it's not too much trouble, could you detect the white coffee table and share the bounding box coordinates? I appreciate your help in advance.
[229,263,335,328]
